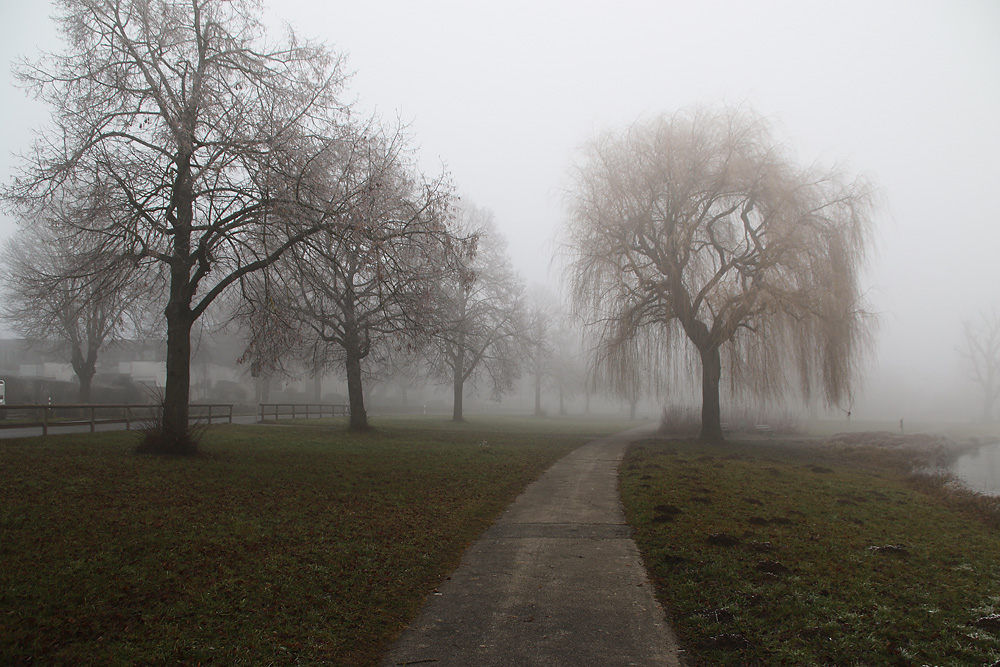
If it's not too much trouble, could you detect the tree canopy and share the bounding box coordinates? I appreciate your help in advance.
[423,203,525,421]
[4,0,363,452]
[238,127,455,431]
[1,220,152,402]
[562,106,878,441]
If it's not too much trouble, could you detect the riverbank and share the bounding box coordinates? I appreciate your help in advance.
[622,433,1000,666]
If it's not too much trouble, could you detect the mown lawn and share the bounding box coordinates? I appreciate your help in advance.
[0,416,637,666]
[621,436,1000,666]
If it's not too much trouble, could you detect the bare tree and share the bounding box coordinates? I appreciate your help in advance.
[4,0,364,453]
[562,106,878,441]
[546,314,588,416]
[523,286,587,416]
[1,222,152,402]
[524,287,559,416]
[424,203,525,421]
[958,307,1000,422]
[244,129,455,431]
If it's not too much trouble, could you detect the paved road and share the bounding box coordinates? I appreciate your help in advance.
[379,425,685,667]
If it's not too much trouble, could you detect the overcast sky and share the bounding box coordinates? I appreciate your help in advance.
[2,0,999,420]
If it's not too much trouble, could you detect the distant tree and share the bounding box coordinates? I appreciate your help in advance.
[958,307,1000,422]
[524,287,587,416]
[244,129,455,431]
[524,287,559,416]
[562,106,878,441]
[424,203,525,421]
[548,316,588,416]
[1,219,152,403]
[4,0,363,453]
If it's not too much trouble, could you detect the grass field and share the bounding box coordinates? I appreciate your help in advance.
[0,416,638,666]
[621,434,1000,666]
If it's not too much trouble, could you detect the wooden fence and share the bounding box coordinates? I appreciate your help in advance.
[258,403,349,422]
[0,403,233,436]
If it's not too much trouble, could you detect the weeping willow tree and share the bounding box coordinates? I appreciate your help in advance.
[562,105,878,442]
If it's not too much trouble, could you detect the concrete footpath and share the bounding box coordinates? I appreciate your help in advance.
[379,426,685,666]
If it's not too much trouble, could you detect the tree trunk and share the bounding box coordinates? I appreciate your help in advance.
[452,345,466,422]
[77,370,94,404]
[344,345,369,431]
[452,376,465,422]
[160,305,195,451]
[534,371,543,416]
[699,345,724,442]
[70,341,98,404]
[155,147,197,453]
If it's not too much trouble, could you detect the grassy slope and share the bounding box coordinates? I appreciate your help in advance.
[0,416,637,666]
[621,436,1000,666]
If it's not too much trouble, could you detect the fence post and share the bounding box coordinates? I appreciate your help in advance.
[90,406,96,433]
[126,405,131,431]
[42,406,48,436]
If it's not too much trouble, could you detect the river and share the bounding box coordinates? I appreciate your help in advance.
[950,442,1000,496]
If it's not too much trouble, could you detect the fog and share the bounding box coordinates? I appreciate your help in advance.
[2,0,999,425]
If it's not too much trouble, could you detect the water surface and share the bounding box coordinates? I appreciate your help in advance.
[950,442,1000,496]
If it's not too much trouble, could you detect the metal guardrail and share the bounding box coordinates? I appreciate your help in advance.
[0,403,234,436]
[258,403,349,422]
